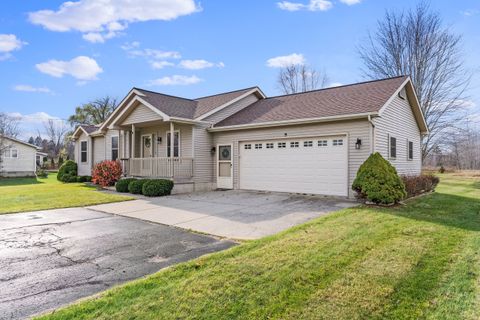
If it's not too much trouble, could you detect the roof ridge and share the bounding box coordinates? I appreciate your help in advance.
[266,75,409,100]
[194,86,259,100]
[133,87,196,102]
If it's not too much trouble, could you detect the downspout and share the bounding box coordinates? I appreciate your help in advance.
[368,115,375,154]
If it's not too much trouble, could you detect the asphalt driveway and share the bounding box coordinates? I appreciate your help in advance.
[0,208,235,320]
[91,190,357,239]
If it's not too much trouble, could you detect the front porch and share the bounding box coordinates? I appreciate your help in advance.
[122,157,194,180]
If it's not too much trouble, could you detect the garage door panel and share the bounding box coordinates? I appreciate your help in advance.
[239,136,348,196]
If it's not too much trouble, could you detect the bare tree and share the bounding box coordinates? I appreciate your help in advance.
[43,119,70,160]
[0,112,20,173]
[358,2,470,160]
[277,64,328,94]
[68,96,117,127]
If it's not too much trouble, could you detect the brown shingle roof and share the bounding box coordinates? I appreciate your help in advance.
[80,125,99,134]
[194,87,257,118]
[215,76,408,127]
[133,87,257,119]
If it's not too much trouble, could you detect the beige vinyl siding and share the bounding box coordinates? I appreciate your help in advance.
[193,123,214,184]
[213,119,371,198]
[121,103,162,126]
[373,94,422,175]
[0,139,36,176]
[92,136,105,164]
[203,94,259,124]
[130,123,192,158]
[76,132,91,176]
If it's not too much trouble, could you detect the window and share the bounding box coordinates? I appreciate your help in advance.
[304,141,313,147]
[278,142,286,148]
[2,148,18,158]
[398,88,406,100]
[167,131,180,157]
[389,136,397,158]
[255,143,263,149]
[266,143,274,149]
[244,144,252,150]
[333,139,343,146]
[80,141,88,163]
[408,140,414,160]
[290,141,299,148]
[318,140,328,147]
[111,136,119,161]
[11,149,17,158]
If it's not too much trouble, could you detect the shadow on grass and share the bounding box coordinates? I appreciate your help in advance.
[385,192,480,232]
[0,177,45,187]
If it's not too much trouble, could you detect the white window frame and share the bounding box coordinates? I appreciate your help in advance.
[290,141,299,148]
[111,135,119,161]
[278,142,286,148]
[10,149,18,158]
[266,143,274,149]
[255,143,263,149]
[318,140,328,147]
[333,139,344,146]
[166,130,180,157]
[80,140,88,163]
[304,141,313,147]
[244,144,252,150]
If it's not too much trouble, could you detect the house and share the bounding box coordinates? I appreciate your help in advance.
[0,136,40,177]
[72,76,428,198]
[36,151,48,167]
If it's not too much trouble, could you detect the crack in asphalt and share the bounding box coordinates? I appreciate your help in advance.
[0,215,112,232]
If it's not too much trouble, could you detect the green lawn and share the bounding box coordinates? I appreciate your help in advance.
[0,173,132,214]
[38,173,480,320]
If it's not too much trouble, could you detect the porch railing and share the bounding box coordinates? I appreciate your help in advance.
[123,157,194,179]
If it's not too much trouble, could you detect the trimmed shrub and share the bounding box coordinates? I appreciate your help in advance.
[128,179,149,194]
[352,152,406,205]
[76,176,91,183]
[142,179,174,197]
[36,169,48,178]
[402,174,440,198]
[116,178,137,193]
[92,160,122,187]
[57,160,77,182]
[62,174,78,183]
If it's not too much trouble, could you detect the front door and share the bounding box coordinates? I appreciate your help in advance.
[217,144,233,189]
[142,135,153,158]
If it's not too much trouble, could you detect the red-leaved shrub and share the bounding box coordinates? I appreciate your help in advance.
[92,160,122,187]
[401,174,440,198]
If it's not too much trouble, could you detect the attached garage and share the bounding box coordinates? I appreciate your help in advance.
[239,135,348,196]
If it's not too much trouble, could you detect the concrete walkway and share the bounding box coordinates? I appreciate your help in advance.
[89,190,357,240]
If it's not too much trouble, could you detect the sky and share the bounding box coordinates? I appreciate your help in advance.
[0,0,479,139]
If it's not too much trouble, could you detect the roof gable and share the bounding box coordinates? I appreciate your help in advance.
[0,135,39,149]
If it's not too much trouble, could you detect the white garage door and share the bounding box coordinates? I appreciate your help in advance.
[239,136,348,196]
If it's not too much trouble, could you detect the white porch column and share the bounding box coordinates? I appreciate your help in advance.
[170,121,175,178]
[132,124,136,158]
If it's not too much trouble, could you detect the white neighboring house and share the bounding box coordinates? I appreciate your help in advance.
[73,76,428,198]
[0,136,40,178]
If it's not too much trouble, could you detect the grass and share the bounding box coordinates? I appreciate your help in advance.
[38,173,480,320]
[0,173,132,214]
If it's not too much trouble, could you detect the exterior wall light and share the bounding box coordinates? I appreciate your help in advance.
[355,138,362,150]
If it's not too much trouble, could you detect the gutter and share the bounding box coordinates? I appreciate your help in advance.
[208,112,378,132]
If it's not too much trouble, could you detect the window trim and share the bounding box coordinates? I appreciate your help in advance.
[111,135,119,161]
[389,135,397,159]
[407,140,414,161]
[80,140,88,163]
[166,130,180,158]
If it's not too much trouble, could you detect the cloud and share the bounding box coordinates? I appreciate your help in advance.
[179,59,224,70]
[0,34,27,60]
[13,85,53,94]
[36,56,103,81]
[150,61,175,69]
[148,75,202,86]
[328,82,343,87]
[8,111,60,124]
[339,0,361,5]
[28,0,200,43]
[266,53,306,68]
[462,9,479,16]
[277,0,333,12]
[277,0,361,12]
